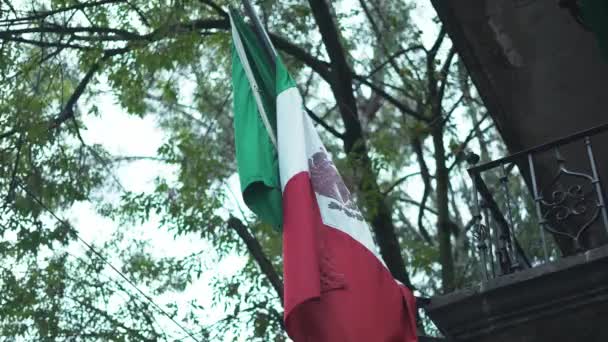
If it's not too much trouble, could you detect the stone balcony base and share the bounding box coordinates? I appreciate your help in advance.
[426,245,608,342]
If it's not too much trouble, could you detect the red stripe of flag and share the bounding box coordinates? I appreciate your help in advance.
[283,172,418,342]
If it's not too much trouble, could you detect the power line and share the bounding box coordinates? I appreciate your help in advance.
[16,181,202,342]
[64,249,209,342]
[61,250,173,340]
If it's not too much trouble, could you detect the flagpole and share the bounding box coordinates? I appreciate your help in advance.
[241,0,277,64]
[229,9,279,148]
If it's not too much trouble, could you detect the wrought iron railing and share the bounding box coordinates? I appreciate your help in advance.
[467,123,608,281]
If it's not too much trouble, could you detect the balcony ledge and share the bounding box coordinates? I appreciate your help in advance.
[426,245,608,342]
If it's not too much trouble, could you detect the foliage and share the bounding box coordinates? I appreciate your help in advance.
[0,0,520,340]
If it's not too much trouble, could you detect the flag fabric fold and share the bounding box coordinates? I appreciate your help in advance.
[231,10,417,341]
[230,10,282,228]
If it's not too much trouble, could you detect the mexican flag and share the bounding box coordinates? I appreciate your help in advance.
[230,10,417,341]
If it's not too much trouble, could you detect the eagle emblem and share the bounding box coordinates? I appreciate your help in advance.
[308,149,364,221]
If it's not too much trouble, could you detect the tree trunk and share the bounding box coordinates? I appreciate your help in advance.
[433,128,455,293]
[308,0,412,287]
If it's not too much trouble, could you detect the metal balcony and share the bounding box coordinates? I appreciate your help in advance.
[467,122,608,281]
[423,123,608,342]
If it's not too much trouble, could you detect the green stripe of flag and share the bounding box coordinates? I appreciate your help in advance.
[276,50,297,95]
[230,10,282,229]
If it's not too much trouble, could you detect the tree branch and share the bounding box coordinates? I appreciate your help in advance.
[308,0,360,148]
[52,48,128,129]
[448,111,491,172]
[227,216,284,303]
[436,47,457,113]
[431,93,464,129]
[397,209,431,245]
[198,0,228,18]
[426,27,448,120]
[365,45,426,79]
[3,137,23,209]
[353,74,427,122]
[0,0,124,25]
[0,34,93,50]
[360,92,383,125]
[269,33,331,84]
[358,0,420,97]
[304,106,344,139]
[65,295,154,341]
[429,27,447,59]
[412,137,434,245]
[0,128,18,140]
[383,172,421,196]
[125,0,151,27]
[398,196,439,217]
[2,14,334,96]
[0,25,143,39]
